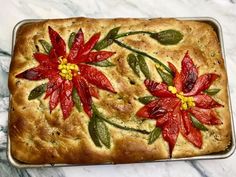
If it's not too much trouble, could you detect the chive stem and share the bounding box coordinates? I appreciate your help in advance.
[98,116,150,134]
[114,31,153,39]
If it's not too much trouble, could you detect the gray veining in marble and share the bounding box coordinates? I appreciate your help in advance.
[0,0,236,177]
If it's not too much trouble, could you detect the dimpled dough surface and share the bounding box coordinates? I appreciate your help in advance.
[8,18,231,164]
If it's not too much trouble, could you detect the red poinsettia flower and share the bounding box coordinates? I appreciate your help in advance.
[136,51,223,155]
[16,26,116,119]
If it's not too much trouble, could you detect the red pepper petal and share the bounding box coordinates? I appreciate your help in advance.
[81,32,100,56]
[77,51,115,63]
[162,115,179,155]
[48,26,66,57]
[79,64,116,93]
[184,74,219,96]
[49,88,60,112]
[136,98,180,119]
[180,111,202,148]
[16,66,48,80]
[49,48,59,64]
[144,79,175,98]
[168,62,182,92]
[156,113,169,126]
[190,107,222,125]
[163,105,181,155]
[67,29,84,62]
[89,84,99,98]
[44,75,64,98]
[33,53,57,69]
[180,51,198,93]
[136,99,167,119]
[73,75,92,117]
[194,94,223,109]
[162,105,181,155]
[181,110,191,134]
[60,80,74,119]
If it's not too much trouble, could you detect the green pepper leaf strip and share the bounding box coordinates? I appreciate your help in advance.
[28,83,47,100]
[90,60,115,67]
[88,118,102,147]
[127,53,140,77]
[204,89,220,96]
[190,115,208,131]
[148,127,161,144]
[68,32,76,49]
[96,118,111,148]
[138,96,156,104]
[156,68,173,86]
[150,29,183,45]
[72,88,82,112]
[137,54,150,79]
[39,40,52,54]
[94,27,120,51]
[113,39,172,74]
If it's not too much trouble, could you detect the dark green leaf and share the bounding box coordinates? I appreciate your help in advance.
[190,115,208,131]
[94,27,120,50]
[150,29,183,45]
[68,32,76,49]
[127,53,140,77]
[28,83,47,100]
[96,118,110,148]
[72,88,82,112]
[148,127,161,144]
[88,118,102,147]
[138,96,156,104]
[204,88,220,96]
[157,68,173,86]
[39,40,52,54]
[91,60,115,67]
[137,54,150,79]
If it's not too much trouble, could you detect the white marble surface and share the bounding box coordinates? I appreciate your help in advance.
[0,0,236,176]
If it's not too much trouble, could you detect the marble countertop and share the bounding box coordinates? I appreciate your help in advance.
[1,0,236,176]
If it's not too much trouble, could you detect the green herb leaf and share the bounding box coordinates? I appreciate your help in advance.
[88,117,102,147]
[148,127,161,144]
[150,29,183,45]
[28,83,47,100]
[39,40,52,54]
[204,88,220,96]
[96,118,111,148]
[72,88,82,112]
[91,60,115,67]
[190,115,208,131]
[68,32,76,49]
[157,68,173,86]
[127,53,140,77]
[137,54,150,79]
[94,27,120,50]
[138,96,156,104]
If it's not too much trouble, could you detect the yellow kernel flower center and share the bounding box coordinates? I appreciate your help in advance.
[58,57,79,80]
[168,86,195,110]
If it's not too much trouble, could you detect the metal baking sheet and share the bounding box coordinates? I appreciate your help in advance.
[7,17,236,168]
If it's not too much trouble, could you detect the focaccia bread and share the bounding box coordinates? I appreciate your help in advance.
[8,18,232,164]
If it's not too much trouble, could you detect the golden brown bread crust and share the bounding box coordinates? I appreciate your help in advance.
[8,17,231,164]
